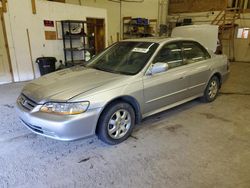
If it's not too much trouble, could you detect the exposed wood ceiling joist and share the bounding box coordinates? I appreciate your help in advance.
[169,0,228,14]
[31,0,36,14]
[1,0,7,13]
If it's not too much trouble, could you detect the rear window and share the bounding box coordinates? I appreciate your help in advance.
[182,41,210,64]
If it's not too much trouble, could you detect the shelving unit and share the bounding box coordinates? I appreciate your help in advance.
[61,20,95,67]
[123,17,157,39]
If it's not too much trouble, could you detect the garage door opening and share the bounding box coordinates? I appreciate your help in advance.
[0,8,12,84]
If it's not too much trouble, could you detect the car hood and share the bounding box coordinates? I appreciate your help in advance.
[22,66,127,103]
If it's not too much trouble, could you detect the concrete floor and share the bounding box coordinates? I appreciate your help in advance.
[0,62,249,188]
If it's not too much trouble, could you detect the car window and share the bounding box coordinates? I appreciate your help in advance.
[86,41,159,75]
[182,41,210,64]
[153,43,184,70]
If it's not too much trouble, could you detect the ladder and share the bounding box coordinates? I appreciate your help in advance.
[211,8,241,60]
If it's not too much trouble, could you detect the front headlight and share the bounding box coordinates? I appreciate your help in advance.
[40,102,89,115]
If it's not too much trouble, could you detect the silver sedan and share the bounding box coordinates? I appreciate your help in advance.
[16,37,229,144]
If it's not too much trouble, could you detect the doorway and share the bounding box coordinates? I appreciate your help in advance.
[0,9,12,84]
[86,18,105,55]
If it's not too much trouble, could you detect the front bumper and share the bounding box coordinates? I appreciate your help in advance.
[221,70,230,85]
[16,98,102,141]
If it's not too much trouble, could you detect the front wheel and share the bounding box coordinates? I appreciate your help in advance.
[96,102,135,145]
[202,76,220,102]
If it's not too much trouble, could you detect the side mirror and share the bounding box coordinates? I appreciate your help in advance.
[150,62,168,75]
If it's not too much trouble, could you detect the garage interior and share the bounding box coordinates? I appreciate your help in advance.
[0,0,250,187]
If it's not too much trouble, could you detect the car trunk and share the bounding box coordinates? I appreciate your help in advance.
[171,24,219,53]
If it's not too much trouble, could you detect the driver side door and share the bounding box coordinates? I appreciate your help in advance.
[142,42,189,116]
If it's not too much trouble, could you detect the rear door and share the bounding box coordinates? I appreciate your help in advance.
[181,41,212,97]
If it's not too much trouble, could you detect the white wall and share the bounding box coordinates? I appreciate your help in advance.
[4,0,107,82]
[66,0,159,44]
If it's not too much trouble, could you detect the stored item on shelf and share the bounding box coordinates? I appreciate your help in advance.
[131,18,149,25]
[123,17,157,39]
[138,26,145,33]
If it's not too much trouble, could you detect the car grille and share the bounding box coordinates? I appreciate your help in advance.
[18,94,37,111]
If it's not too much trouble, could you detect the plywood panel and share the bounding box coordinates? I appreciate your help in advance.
[44,31,57,40]
[169,0,228,14]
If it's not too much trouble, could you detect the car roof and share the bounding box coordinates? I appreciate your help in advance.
[122,37,196,44]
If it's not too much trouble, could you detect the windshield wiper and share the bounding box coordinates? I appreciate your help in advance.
[91,65,133,75]
[92,66,120,74]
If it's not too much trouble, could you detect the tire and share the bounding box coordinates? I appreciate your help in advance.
[96,102,136,145]
[202,76,220,103]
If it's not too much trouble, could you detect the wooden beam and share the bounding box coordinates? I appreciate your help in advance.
[0,10,14,81]
[48,0,65,2]
[244,0,249,9]
[31,0,36,14]
[2,0,7,13]
[235,0,239,7]
[169,0,228,14]
[26,29,36,79]
[239,0,244,8]
[249,30,250,45]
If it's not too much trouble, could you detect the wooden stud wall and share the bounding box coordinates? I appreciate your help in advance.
[1,0,7,13]
[0,8,14,81]
[169,0,228,14]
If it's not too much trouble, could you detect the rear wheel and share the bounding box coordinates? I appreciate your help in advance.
[96,102,135,145]
[202,76,220,102]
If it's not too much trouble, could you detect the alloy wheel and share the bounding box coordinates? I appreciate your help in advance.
[208,80,218,99]
[107,109,131,139]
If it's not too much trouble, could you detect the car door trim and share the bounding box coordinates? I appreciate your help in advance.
[188,82,206,90]
[143,94,202,118]
[146,88,188,104]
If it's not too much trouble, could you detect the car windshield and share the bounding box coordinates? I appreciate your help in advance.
[86,41,159,75]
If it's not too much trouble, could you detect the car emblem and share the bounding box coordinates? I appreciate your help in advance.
[22,99,27,106]
[19,96,27,106]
